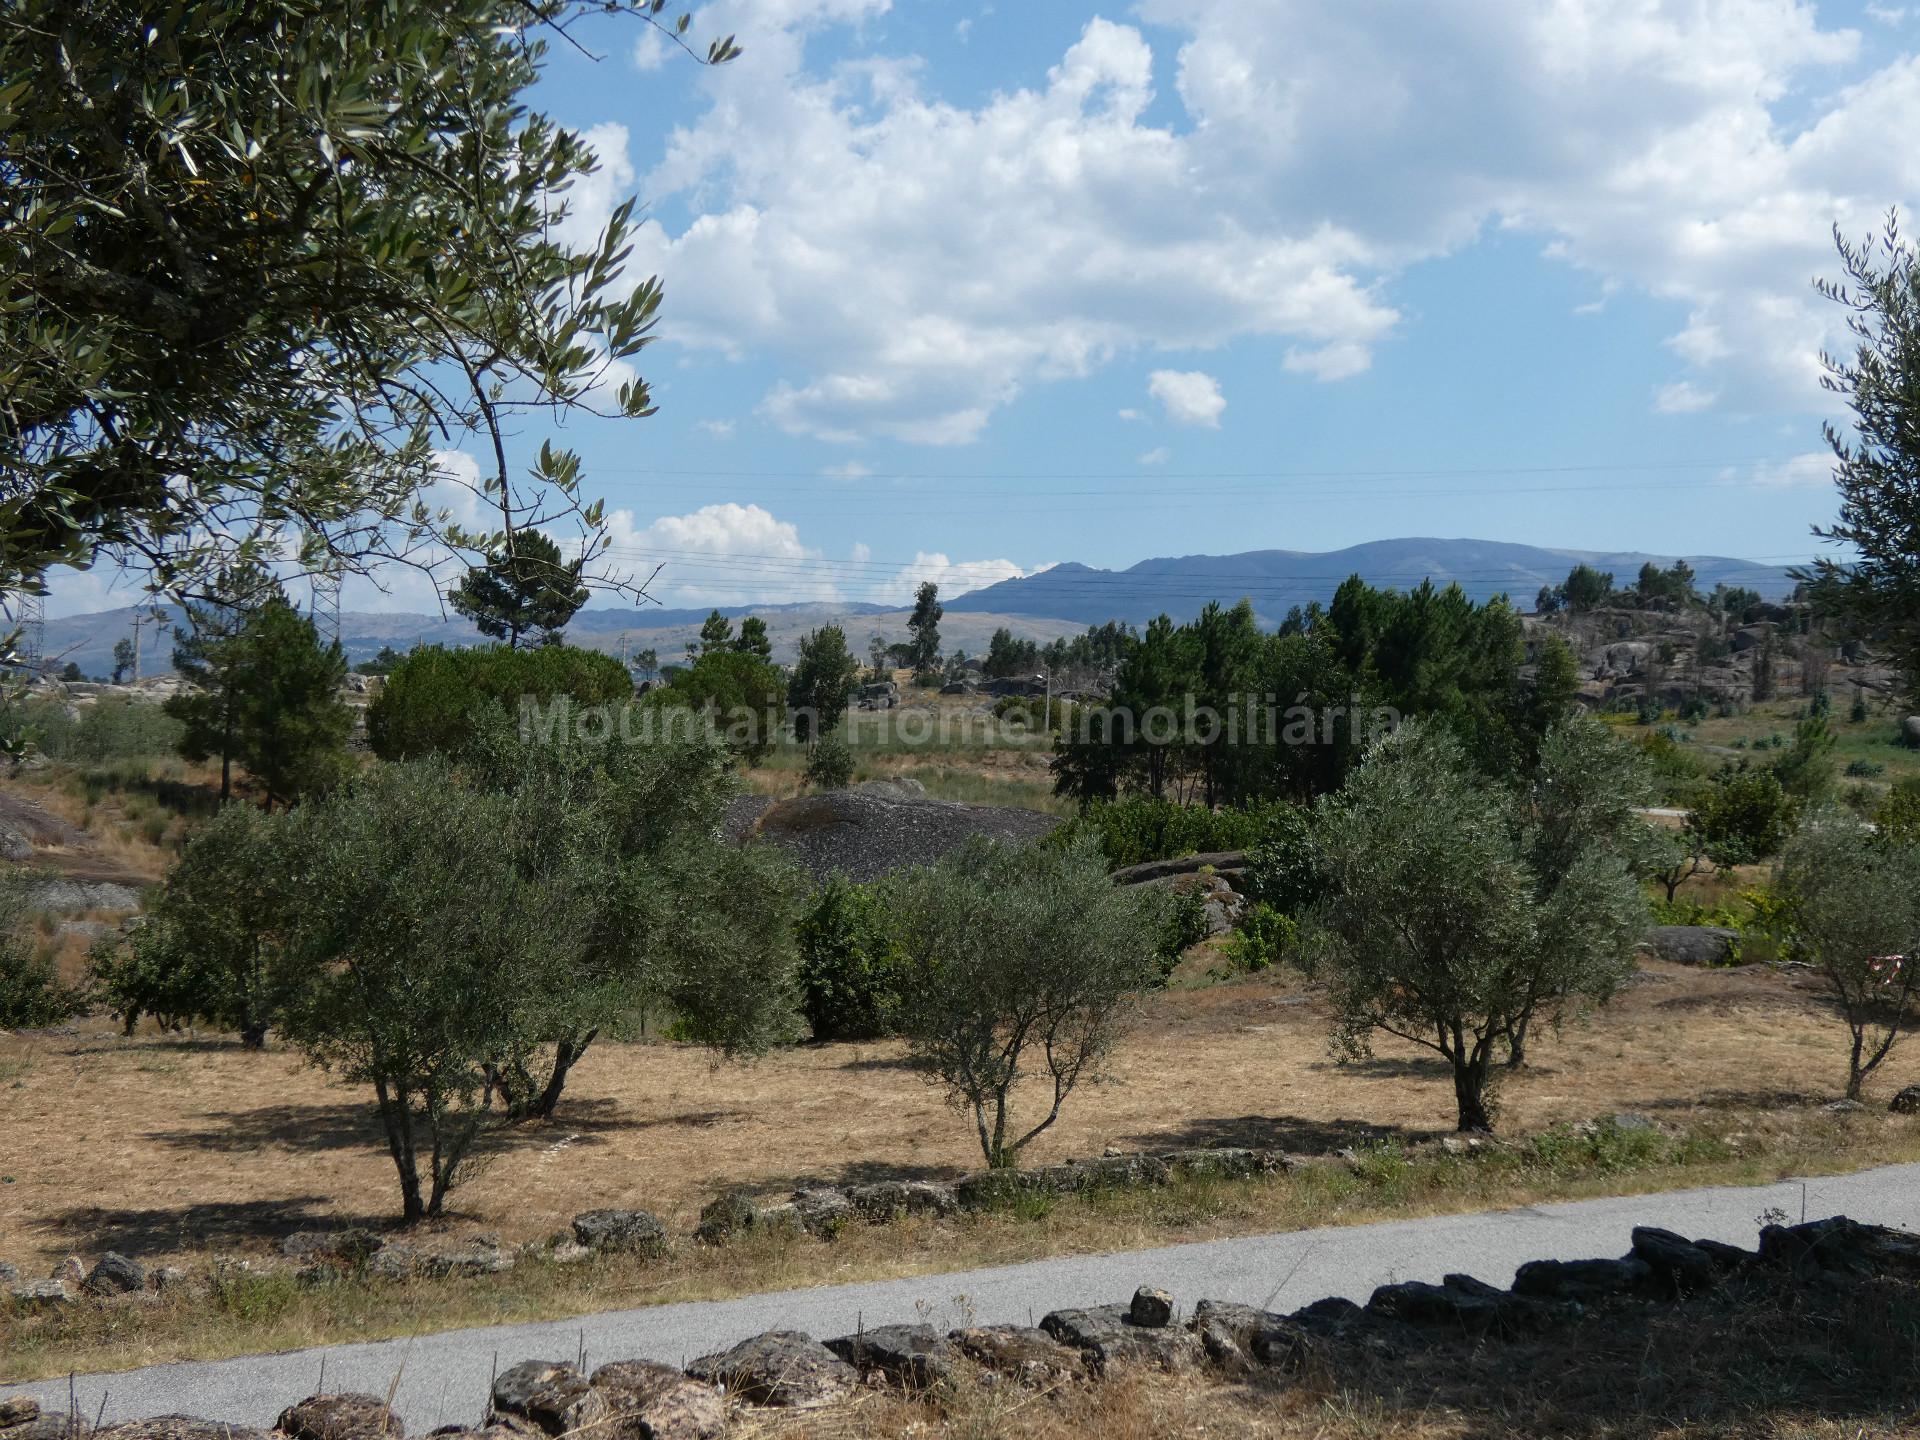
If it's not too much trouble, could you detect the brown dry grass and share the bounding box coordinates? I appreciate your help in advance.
[3,959,1913,1278]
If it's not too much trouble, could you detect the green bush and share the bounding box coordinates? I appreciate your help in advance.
[1223,902,1296,973]
[366,644,631,760]
[1052,796,1306,869]
[805,734,855,790]
[794,875,904,1041]
[1152,884,1211,978]
[21,695,184,762]
[1690,766,1797,863]
[641,649,785,763]
[1846,758,1885,778]
[1877,778,1920,845]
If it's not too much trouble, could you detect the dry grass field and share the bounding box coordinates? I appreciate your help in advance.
[3,957,1912,1275]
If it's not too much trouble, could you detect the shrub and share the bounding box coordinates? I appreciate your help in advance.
[1052,796,1305,869]
[0,875,87,1028]
[21,695,184,762]
[1690,766,1797,863]
[1877,778,1920,846]
[366,644,631,760]
[795,876,904,1041]
[1847,759,1886,778]
[90,803,290,1045]
[1152,884,1211,978]
[805,734,856,790]
[641,649,785,763]
[1223,903,1296,973]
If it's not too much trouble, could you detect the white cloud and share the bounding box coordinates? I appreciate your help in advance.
[851,541,872,563]
[821,460,873,478]
[551,123,637,255]
[601,501,840,605]
[1653,380,1718,414]
[614,0,1919,440]
[1117,407,1143,421]
[1147,369,1226,427]
[1868,5,1908,25]
[1137,445,1172,466]
[632,27,668,71]
[886,550,1031,602]
[1742,451,1834,489]
[696,418,736,438]
[629,14,1396,444]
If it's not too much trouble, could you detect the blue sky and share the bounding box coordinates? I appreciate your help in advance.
[46,0,1920,616]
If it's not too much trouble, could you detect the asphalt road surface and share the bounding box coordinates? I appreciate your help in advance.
[7,1162,1918,1430]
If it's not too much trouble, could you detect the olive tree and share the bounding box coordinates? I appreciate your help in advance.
[273,761,560,1221]
[1503,713,1657,1067]
[883,835,1162,1169]
[1,0,734,600]
[1777,815,1920,1100]
[1309,721,1646,1132]
[462,719,803,1119]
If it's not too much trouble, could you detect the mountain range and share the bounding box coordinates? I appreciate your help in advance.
[946,538,1799,627]
[40,537,1798,676]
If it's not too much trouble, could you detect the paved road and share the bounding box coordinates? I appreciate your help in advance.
[7,1163,1918,1431]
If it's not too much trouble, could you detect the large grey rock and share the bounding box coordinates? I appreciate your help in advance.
[0,1260,17,1285]
[275,1395,404,1440]
[1160,1148,1285,1181]
[27,880,141,913]
[1630,1227,1721,1293]
[589,1360,726,1440]
[1109,852,1249,887]
[571,1209,668,1257]
[1128,1286,1174,1328]
[844,1180,958,1223]
[1040,1303,1204,1372]
[748,785,1059,884]
[8,1279,72,1307]
[824,1323,954,1389]
[367,1236,510,1280]
[1903,714,1920,748]
[84,1252,146,1295]
[1640,925,1739,966]
[0,826,30,861]
[1512,1255,1654,1302]
[947,1326,1085,1384]
[489,1362,608,1437]
[1757,1215,1920,1277]
[687,1331,858,1409]
[693,1192,803,1246]
[788,1187,856,1238]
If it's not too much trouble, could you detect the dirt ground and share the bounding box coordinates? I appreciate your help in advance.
[1,958,1905,1273]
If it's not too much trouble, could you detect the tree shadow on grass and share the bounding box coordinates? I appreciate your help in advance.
[146,1101,389,1154]
[1123,1114,1424,1155]
[1632,1088,1820,1113]
[1307,1053,1455,1080]
[36,1195,376,1257]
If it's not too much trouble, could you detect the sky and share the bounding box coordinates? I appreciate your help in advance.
[45,0,1920,618]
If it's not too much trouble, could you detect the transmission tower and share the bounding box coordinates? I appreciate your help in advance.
[16,592,44,677]
[311,566,343,649]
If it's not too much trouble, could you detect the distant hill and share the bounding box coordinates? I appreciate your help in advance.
[946,538,1799,627]
[40,600,1083,679]
[39,538,1801,677]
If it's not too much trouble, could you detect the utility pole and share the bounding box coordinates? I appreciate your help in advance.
[129,607,169,684]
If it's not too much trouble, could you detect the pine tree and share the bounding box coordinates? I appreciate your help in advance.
[734,615,773,659]
[447,531,587,649]
[789,626,861,743]
[698,609,734,655]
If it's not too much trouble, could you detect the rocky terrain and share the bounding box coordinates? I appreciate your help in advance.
[726,779,1061,882]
